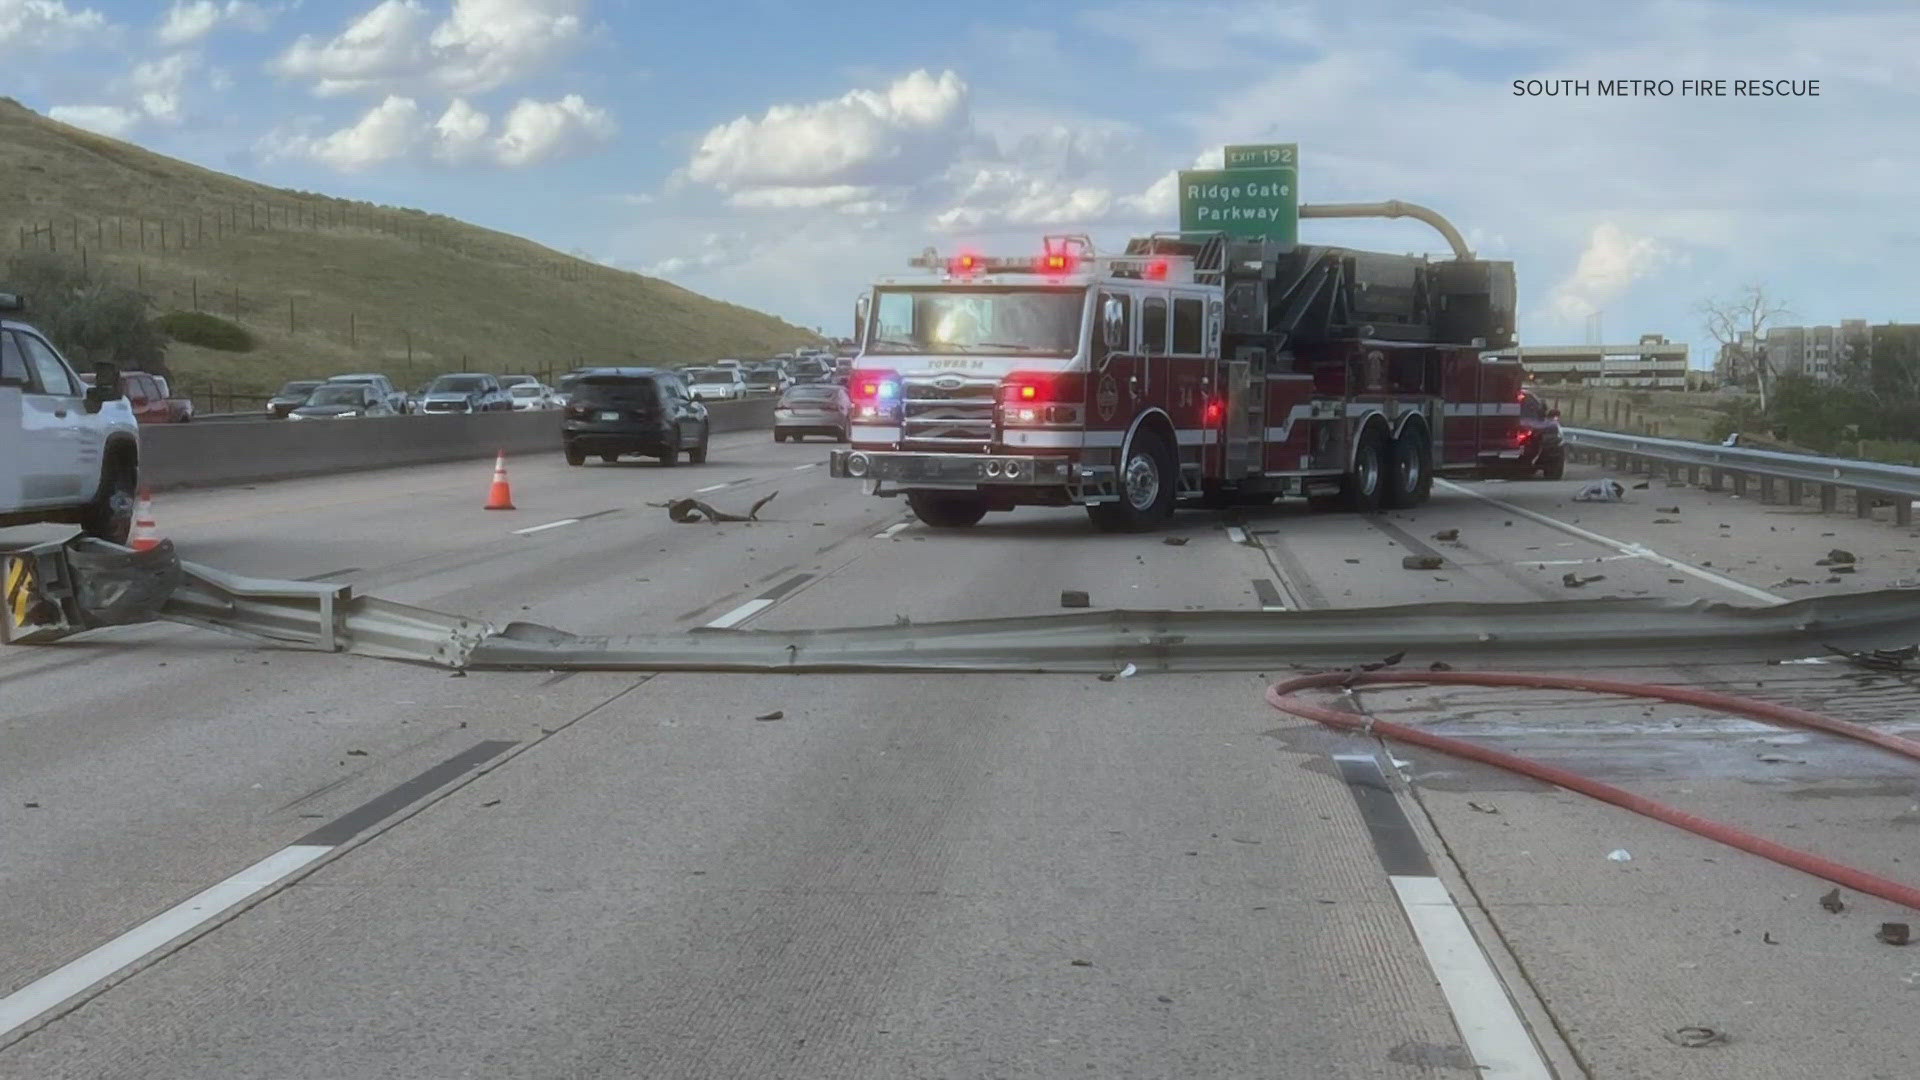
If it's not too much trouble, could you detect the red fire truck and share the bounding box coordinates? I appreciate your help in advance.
[827,201,1546,531]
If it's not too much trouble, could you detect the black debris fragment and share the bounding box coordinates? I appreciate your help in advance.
[651,491,779,524]
[1432,528,1459,542]
[1358,651,1406,672]
[1467,801,1499,814]
[1632,481,1651,489]
[1821,644,1918,671]
[755,710,785,722]
[481,799,502,808]
[1060,590,1090,608]
[1877,922,1911,946]
[1663,1027,1730,1048]
[1562,572,1606,588]
[1070,959,1093,967]
[1771,578,1810,588]
[1428,661,1453,671]
[23,802,39,809]
[1344,558,1361,564]
[1402,555,1443,570]
[1652,518,1678,524]
[1657,506,1681,514]
[1819,888,1846,913]
[1163,537,1189,546]
[346,749,368,757]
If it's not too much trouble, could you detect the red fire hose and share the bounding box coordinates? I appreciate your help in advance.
[1266,670,1920,912]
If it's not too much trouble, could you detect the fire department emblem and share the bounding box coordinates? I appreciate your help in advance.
[1096,374,1119,421]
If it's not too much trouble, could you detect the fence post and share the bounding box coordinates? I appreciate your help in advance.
[137,262,143,288]
[349,311,355,347]
[192,277,198,311]
[406,329,412,364]
[289,296,295,333]
[233,284,240,320]
[47,221,56,252]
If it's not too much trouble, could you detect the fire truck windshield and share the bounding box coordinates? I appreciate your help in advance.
[866,286,1085,357]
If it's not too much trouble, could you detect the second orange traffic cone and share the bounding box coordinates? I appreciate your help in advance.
[129,488,161,551]
[484,450,516,511]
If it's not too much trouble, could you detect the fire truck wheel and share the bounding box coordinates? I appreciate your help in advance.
[1384,425,1433,508]
[907,492,990,528]
[1341,427,1388,513]
[1088,428,1177,532]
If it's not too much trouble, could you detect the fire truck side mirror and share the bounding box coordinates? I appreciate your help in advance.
[1101,297,1124,350]
[853,294,870,345]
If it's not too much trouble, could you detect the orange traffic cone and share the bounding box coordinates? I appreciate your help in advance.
[484,450,516,511]
[129,488,161,551]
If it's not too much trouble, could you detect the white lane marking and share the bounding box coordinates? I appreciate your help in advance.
[1435,479,1784,605]
[875,522,910,539]
[1519,554,1643,567]
[512,518,579,536]
[792,463,818,471]
[1388,875,1553,1080]
[695,483,731,493]
[1260,604,1288,612]
[0,844,333,1039]
[1225,526,1250,545]
[704,598,774,629]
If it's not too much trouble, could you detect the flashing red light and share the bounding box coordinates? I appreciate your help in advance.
[953,253,980,274]
[1041,252,1073,273]
[1000,371,1086,405]
[1515,427,1535,446]
[1145,258,1170,281]
[850,369,900,403]
[1204,398,1224,423]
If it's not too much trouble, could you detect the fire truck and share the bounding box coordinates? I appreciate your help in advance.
[826,201,1538,531]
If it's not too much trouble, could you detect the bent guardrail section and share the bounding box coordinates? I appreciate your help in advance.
[1563,427,1920,526]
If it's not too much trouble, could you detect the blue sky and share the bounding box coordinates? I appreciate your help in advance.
[6,0,1917,359]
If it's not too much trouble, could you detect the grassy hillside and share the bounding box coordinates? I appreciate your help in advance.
[0,98,819,406]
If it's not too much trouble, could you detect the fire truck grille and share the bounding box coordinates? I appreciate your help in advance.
[901,375,998,448]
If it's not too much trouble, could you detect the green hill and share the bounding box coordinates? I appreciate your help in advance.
[0,98,818,407]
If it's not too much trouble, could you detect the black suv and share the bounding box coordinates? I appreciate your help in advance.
[562,367,710,466]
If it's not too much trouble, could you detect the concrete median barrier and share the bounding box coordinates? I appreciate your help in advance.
[141,398,778,490]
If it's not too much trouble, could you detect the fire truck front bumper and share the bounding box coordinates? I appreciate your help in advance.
[828,449,1076,490]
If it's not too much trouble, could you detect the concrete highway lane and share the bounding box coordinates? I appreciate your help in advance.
[4,450,1919,1077]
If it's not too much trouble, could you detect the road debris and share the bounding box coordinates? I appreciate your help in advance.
[754,710,785,721]
[1575,479,1627,502]
[1428,661,1453,671]
[1772,578,1810,588]
[650,491,778,524]
[1358,650,1406,672]
[1162,537,1189,546]
[1652,518,1678,524]
[1467,801,1500,814]
[1825,549,1857,564]
[1763,931,1779,944]
[1820,888,1847,913]
[1562,572,1607,588]
[1821,644,1918,671]
[481,799,501,808]
[1432,529,1459,542]
[1069,958,1093,967]
[1607,849,1632,862]
[346,749,368,757]
[1632,481,1651,489]
[1343,558,1360,564]
[1663,1027,1729,1048]
[1402,555,1444,570]
[1097,662,1139,682]
[1878,922,1911,946]
[1658,506,1681,514]
[1060,590,1090,608]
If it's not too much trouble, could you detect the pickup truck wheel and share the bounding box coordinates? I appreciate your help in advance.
[907,492,989,528]
[689,426,710,464]
[81,457,137,545]
[565,445,585,466]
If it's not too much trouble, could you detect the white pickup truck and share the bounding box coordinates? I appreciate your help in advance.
[0,293,141,544]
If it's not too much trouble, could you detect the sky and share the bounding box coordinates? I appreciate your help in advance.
[4,0,1916,360]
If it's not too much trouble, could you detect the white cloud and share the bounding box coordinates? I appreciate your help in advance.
[492,93,613,166]
[271,0,585,97]
[157,0,266,46]
[47,104,141,136]
[130,52,196,123]
[0,0,107,48]
[728,185,878,209]
[261,92,612,171]
[688,69,971,191]
[1547,223,1672,322]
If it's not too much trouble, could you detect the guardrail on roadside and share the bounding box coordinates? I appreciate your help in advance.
[1563,427,1919,527]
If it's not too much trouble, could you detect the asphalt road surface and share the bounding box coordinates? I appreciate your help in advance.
[4,429,1919,1079]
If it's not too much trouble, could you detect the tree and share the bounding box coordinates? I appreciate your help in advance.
[1867,324,1920,404]
[4,253,169,375]
[1696,284,1791,410]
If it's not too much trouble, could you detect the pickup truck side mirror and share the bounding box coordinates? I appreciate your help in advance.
[84,363,123,412]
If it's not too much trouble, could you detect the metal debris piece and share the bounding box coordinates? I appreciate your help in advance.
[1819,888,1846,913]
[1060,590,1090,608]
[1467,801,1500,814]
[1358,650,1406,672]
[1763,931,1779,944]
[1163,537,1189,546]
[1829,549,1857,564]
[754,710,784,721]
[1402,555,1444,570]
[1658,506,1681,514]
[1820,643,1918,671]
[1428,661,1453,671]
[650,491,779,524]
[1663,1027,1729,1048]
[1653,518,1678,524]
[1878,922,1911,946]
[1772,578,1810,588]
[1069,959,1092,967]
[1563,572,1607,588]
[1432,529,1459,542]
[1632,481,1651,489]
[1575,479,1626,502]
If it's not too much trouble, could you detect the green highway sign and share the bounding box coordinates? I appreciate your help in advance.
[1177,167,1298,243]
[1224,143,1297,170]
